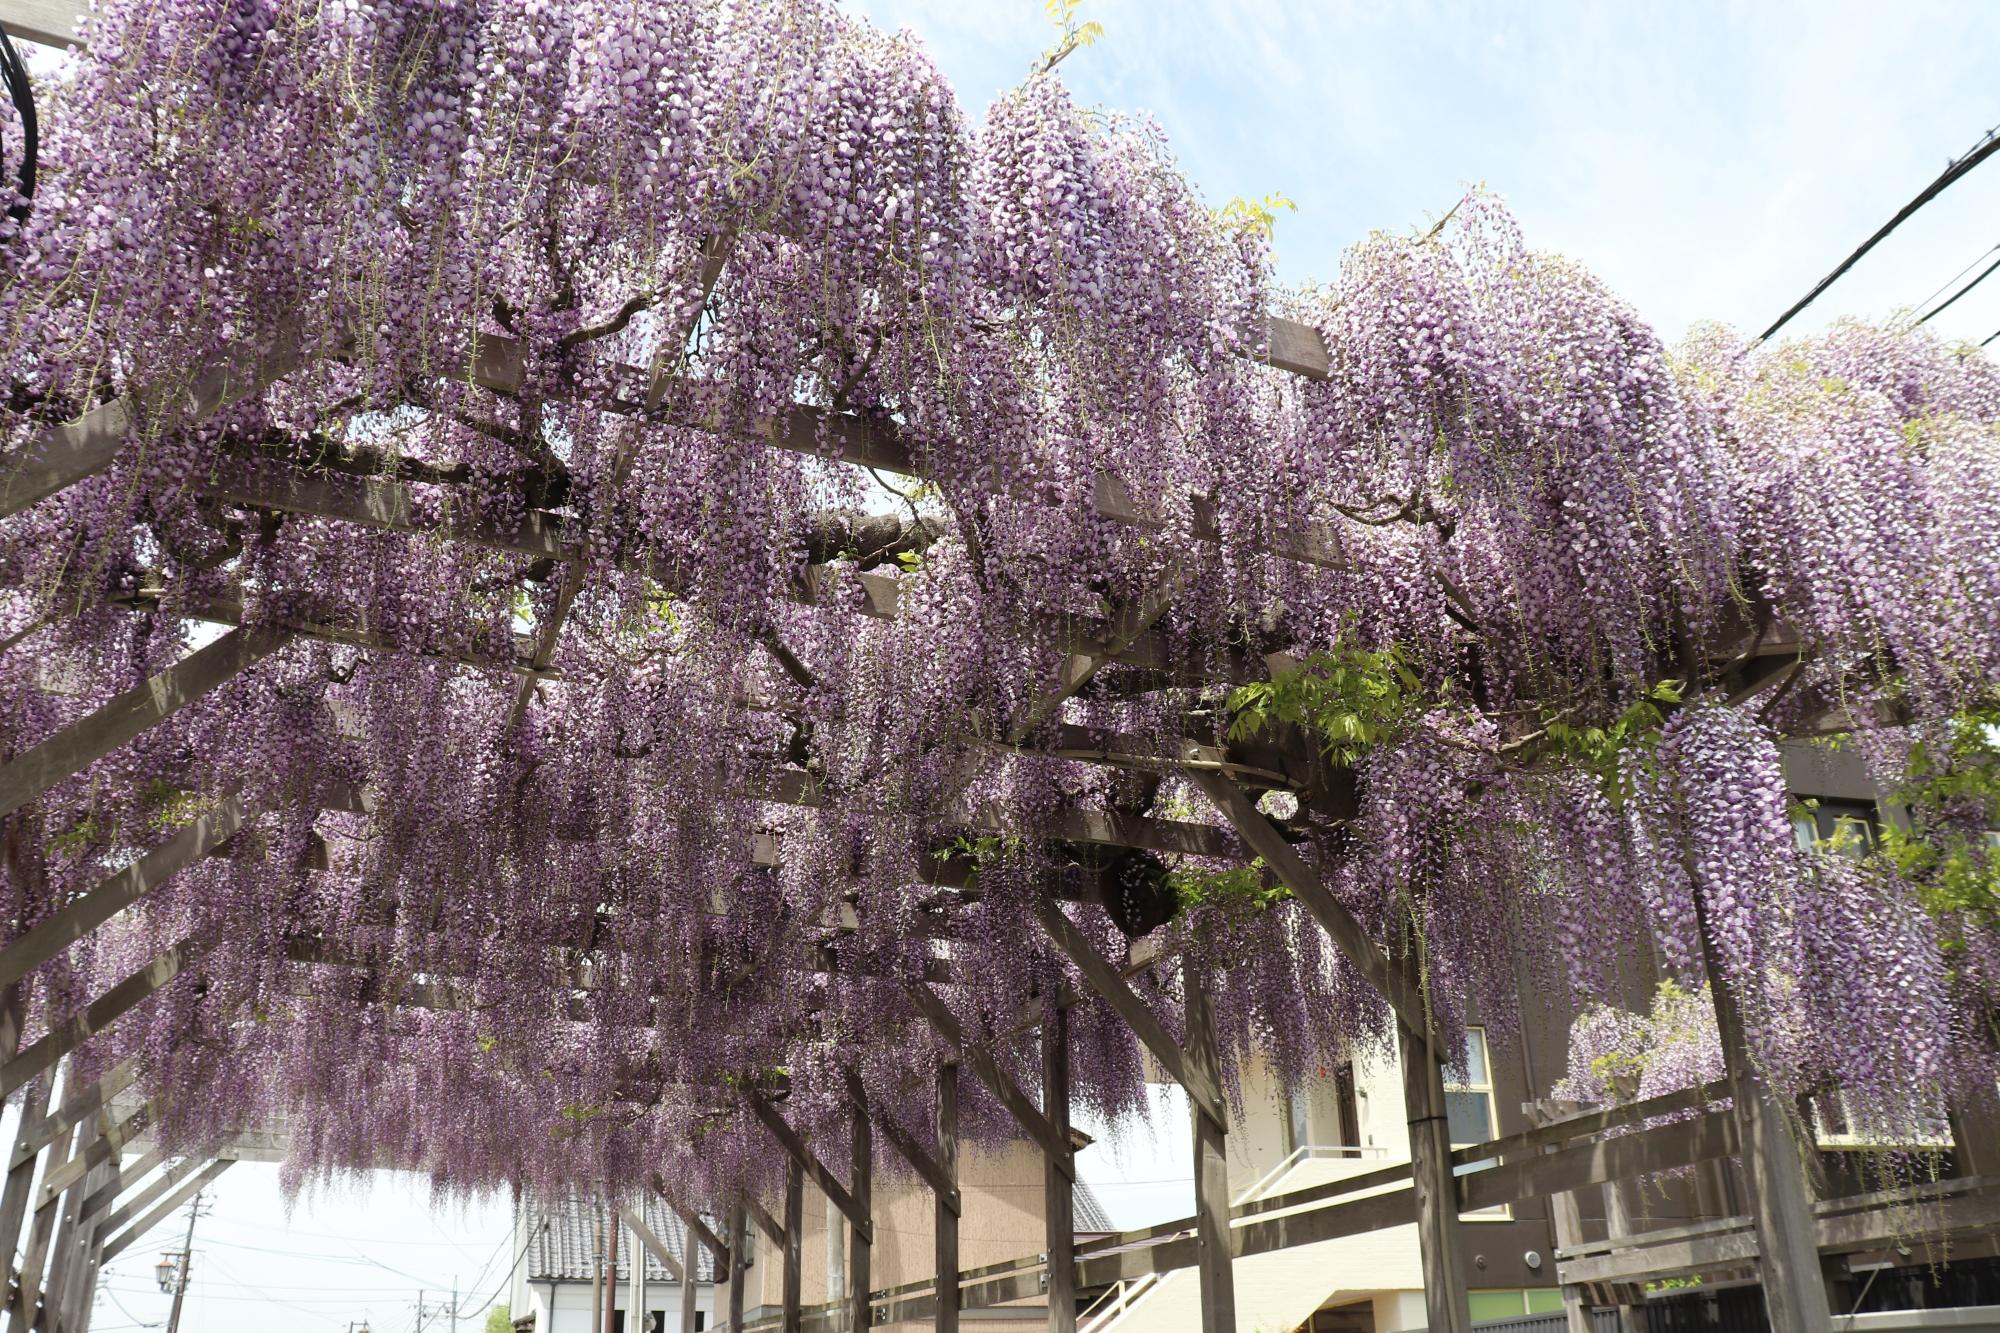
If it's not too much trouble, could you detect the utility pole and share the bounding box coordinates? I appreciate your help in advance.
[161,1192,205,1333]
[451,1279,459,1333]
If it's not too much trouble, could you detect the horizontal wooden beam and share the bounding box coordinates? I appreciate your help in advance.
[0,627,290,820]
[0,796,245,990]
[0,329,312,517]
[746,1095,871,1242]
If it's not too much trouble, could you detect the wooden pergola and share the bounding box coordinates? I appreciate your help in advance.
[0,7,1996,1333]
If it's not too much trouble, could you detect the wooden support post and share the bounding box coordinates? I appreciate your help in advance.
[1691,889,1832,1333]
[681,1241,699,1333]
[1029,898,1225,1125]
[904,985,1073,1177]
[0,1071,52,1284]
[0,628,290,820]
[1525,1103,1596,1333]
[52,1147,116,1333]
[1401,1023,1473,1333]
[9,1111,77,1333]
[1599,1181,1650,1333]
[1043,1004,1076,1333]
[935,1063,960,1333]
[1949,1081,2000,1177]
[747,1097,871,1242]
[726,1203,747,1333]
[782,1158,804,1333]
[846,1080,872,1333]
[1184,966,1236,1333]
[1194,772,1468,1333]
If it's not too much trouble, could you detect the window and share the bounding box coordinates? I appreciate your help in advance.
[1791,798,1879,856]
[1283,1086,1310,1156]
[1444,1028,1509,1220]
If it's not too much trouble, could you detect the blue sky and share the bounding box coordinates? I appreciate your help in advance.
[848,0,2000,347]
[52,2,2000,1328]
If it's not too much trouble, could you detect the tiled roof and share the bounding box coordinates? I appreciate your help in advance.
[1071,1179,1114,1235]
[523,1194,717,1284]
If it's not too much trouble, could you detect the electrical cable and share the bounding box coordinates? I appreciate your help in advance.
[1760,122,2000,343]
[1918,250,2000,325]
[1982,327,1999,348]
[1908,243,2000,317]
[455,1217,548,1323]
[0,22,36,227]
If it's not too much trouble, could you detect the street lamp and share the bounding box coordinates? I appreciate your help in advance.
[154,1253,184,1295]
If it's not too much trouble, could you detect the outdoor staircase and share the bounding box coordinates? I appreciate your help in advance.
[1080,1147,1420,1333]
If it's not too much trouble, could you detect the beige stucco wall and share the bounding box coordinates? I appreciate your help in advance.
[746,1140,1053,1315]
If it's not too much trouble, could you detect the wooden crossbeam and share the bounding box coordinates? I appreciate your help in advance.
[100,1157,233,1263]
[0,798,245,990]
[36,1098,157,1205]
[746,1095,872,1242]
[0,331,313,519]
[0,938,199,1099]
[9,1058,140,1168]
[1028,896,1225,1125]
[862,1089,958,1216]
[1187,771,1426,1031]
[650,1182,730,1266]
[0,628,290,819]
[902,983,1073,1179]
[618,1204,688,1284]
[745,1195,784,1250]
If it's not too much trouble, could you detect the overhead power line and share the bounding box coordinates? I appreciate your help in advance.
[1760,122,2000,343]
[1918,250,2000,325]
[1910,242,2000,315]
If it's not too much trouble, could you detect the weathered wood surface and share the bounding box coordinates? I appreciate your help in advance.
[0,0,79,46]
[0,331,313,519]
[0,800,245,990]
[0,629,290,820]
[1185,966,1237,1333]
[1042,1004,1076,1333]
[904,983,1073,1177]
[847,1086,872,1333]
[619,1204,689,1283]
[1,938,199,1099]
[934,1062,960,1333]
[1190,772,1427,1031]
[747,1095,872,1242]
[36,1098,156,1205]
[100,1158,233,1263]
[1029,896,1225,1125]
[781,1156,804,1333]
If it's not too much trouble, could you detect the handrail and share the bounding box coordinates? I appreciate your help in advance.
[1233,1142,1389,1206]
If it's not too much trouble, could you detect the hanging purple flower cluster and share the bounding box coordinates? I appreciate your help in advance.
[0,0,1994,1212]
